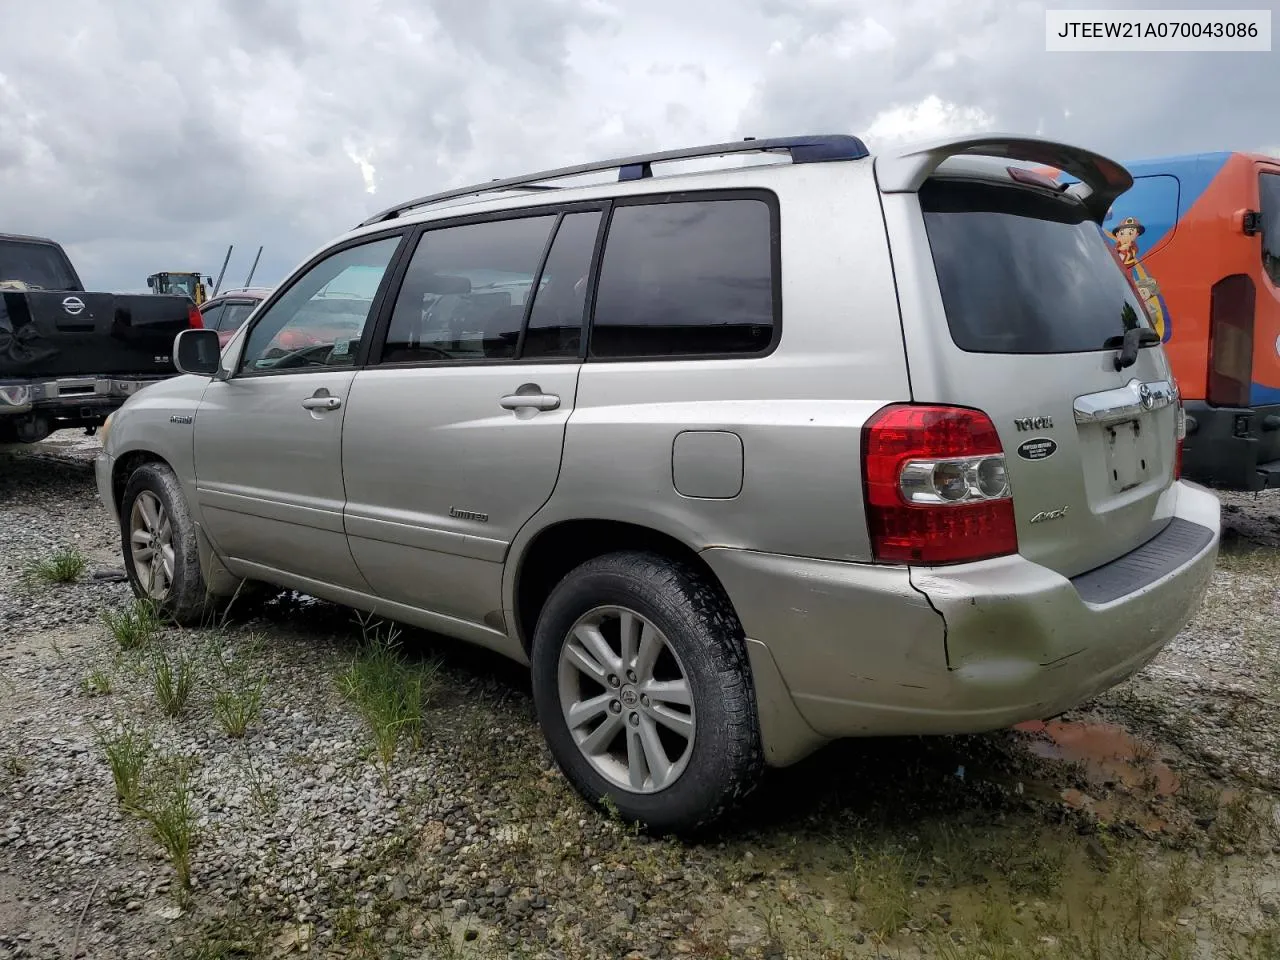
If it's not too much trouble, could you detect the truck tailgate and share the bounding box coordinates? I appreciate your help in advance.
[1,291,192,378]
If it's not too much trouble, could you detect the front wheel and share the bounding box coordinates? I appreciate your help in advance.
[120,462,211,625]
[530,551,763,835]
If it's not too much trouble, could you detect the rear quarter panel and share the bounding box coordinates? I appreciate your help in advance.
[504,161,912,611]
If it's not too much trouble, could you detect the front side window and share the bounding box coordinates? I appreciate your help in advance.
[590,198,776,359]
[381,216,556,364]
[239,235,402,374]
[1260,172,1280,286]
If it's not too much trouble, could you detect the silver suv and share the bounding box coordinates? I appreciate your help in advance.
[95,133,1221,833]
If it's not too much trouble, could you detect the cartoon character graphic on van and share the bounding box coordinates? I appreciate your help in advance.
[1104,215,1173,344]
[1111,216,1144,269]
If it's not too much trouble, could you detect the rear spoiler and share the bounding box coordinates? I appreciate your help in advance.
[874,133,1133,222]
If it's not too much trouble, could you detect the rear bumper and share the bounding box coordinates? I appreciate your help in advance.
[1182,401,1280,491]
[0,375,167,417]
[703,482,1220,765]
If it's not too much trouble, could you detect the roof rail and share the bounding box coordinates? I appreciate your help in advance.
[357,134,869,228]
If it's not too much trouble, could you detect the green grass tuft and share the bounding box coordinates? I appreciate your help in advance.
[338,619,441,772]
[24,546,88,584]
[102,599,161,651]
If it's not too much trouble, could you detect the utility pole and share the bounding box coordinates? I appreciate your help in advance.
[211,245,233,297]
[243,246,263,288]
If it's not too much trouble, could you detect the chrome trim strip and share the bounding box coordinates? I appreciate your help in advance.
[1074,378,1176,425]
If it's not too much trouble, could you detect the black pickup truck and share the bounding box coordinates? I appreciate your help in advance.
[0,232,200,443]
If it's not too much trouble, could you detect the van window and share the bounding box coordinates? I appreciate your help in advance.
[921,180,1152,355]
[1260,173,1280,286]
[1103,174,1180,263]
[590,198,776,359]
[381,216,556,364]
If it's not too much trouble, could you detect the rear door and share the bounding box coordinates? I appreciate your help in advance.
[878,139,1180,578]
[341,206,602,631]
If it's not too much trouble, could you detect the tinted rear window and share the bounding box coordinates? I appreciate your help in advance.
[920,180,1151,354]
[0,240,78,291]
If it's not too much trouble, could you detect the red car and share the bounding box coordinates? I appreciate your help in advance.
[198,287,273,347]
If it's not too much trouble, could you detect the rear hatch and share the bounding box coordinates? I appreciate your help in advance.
[878,139,1180,578]
[1,291,193,378]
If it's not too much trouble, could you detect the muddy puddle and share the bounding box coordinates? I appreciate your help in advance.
[1015,718,1182,834]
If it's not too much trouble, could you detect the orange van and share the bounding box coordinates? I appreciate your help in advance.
[1049,152,1280,491]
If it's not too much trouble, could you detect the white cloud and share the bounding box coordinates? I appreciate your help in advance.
[864,96,996,149]
[0,0,1275,290]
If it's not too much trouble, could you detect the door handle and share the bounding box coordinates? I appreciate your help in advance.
[499,393,560,411]
[301,395,342,411]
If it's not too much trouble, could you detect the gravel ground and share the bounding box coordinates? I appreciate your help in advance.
[2,432,1279,960]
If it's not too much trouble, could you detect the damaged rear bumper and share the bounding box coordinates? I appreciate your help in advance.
[702,481,1220,767]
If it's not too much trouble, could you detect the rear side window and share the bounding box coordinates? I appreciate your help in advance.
[381,216,556,363]
[221,301,257,333]
[590,198,776,359]
[921,180,1152,354]
[1261,172,1280,286]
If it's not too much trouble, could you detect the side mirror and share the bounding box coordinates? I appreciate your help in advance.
[173,328,222,377]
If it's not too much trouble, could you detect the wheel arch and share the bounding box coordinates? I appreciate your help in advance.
[507,517,732,656]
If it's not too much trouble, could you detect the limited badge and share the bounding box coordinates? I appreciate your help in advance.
[1016,437,1058,462]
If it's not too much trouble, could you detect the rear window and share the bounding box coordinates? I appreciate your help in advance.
[0,240,78,291]
[920,180,1152,354]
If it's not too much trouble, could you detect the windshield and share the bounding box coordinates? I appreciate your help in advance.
[920,179,1152,354]
[0,240,78,291]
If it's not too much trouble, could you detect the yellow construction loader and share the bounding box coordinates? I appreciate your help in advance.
[146,271,213,305]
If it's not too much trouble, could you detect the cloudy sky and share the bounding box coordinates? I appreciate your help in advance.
[1,0,1275,292]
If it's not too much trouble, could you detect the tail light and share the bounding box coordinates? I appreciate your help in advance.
[862,405,1018,565]
[1206,274,1255,407]
[187,304,204,328]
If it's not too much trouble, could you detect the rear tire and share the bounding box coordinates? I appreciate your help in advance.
[530,550,762,835]
[120,462,211,626]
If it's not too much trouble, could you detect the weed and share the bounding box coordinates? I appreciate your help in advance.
[102,599,160,651]
[24,546,87,585]
[98,721,152,808]
[338,619,440,772]
[137,756,199,890]
[1215,790,1267,852]
[3,752,27,778]
[243,759,279,817]
[212,675,265,738]
[845,847,920,940]
[152,648,196,718]
[81,667,112,697]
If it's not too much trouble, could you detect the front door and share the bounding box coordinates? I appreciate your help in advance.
[342,208,603,629]
[193,233,405,590]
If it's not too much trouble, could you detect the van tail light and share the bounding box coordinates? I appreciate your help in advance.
[862,405,1018,565]
[187,304,204,329]
[1206,274,1255,407]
